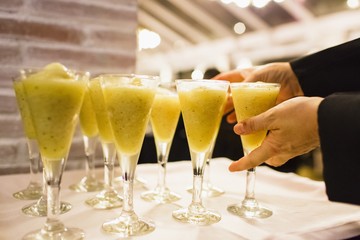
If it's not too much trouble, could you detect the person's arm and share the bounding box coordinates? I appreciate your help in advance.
[290,38,360,97]
[318,92,360,205]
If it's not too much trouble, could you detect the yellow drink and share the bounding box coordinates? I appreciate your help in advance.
[13,81,37,139]
[79,88,98,137]
[22,63,87,162]
[88,78,114,143]
[150,88,180,143]
[178,85,227,153]
[231,82,280,155]
[102,79,156,156]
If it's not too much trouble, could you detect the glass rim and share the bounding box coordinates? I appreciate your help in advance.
[158,81,176,86]
[175,79,230,84]
[11,68,91,82]
[14,68,90,83]
[20,67,89,75]
[98,73,160,81]
[230,81,280,88]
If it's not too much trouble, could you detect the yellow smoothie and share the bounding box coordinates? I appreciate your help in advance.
[231,82,280,155]
[150,88,180,143]
[178,86,227,152]
[88,78,114,143]
[22,63,87,162]
[79,87,98,137]
[13,81,37,139]
[102,80,156,156]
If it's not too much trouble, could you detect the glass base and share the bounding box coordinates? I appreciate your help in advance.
[134,176,147,188]
[102,214,155,237]
[85,189,123,209]
[186,183,225,198]
[172,207,221,225]
[227,203,272,219]
[13,184,42,200]
[22,227,84,240]
[141,188,181,204]
[22,199,72,217]
[69,177,103,193]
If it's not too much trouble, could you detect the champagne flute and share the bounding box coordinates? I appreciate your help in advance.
[14,77,71,217]
[85,77,122,209]
[172,79,229,225]
[141,82,181,203]
[227,82,280,219]
[101,74,159,237]
[13,80,42,200]
[69,87,103,192]
[21,63,88,239]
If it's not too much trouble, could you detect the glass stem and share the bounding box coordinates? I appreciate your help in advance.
[203,143,215,188]
[27,138,41,188]
[44,184,64,232]
[39,169,47,205]
[190,151,207,211]
[102,142,116,191]
[122,180,134,214]
[119,153,138,216]
[83,135,98,180]
[43,157,66,233]
[156,141,170,191]
[244,168,256,200]
[192,175,203,205]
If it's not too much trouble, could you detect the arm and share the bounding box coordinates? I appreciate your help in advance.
[290,37,360,97]
[318,93,360,205]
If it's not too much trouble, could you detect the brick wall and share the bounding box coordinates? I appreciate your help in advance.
[0,0,138,174]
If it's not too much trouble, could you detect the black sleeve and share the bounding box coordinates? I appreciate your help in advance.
[290,38,360,97]
[318,93,360,205]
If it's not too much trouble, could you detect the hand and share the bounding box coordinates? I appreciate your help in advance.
[229,96,323,172]
[213,63,304,123]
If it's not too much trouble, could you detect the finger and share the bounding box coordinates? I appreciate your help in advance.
[242,73,259,83]
[242,68,253,75]
[229,141,274,171]
[226,112,237,124]
[212,70,245,83]
[234,112,271,135]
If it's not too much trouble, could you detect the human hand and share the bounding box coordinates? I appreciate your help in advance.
[229,96,323,172]
[213,63,304,123]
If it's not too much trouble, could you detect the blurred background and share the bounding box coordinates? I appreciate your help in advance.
[136,0,360,180]
[0,0,359,180]
[136,0,360,77]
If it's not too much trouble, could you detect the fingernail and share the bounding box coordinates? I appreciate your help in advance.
[228,163,237,172]
[234,123,245,134]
